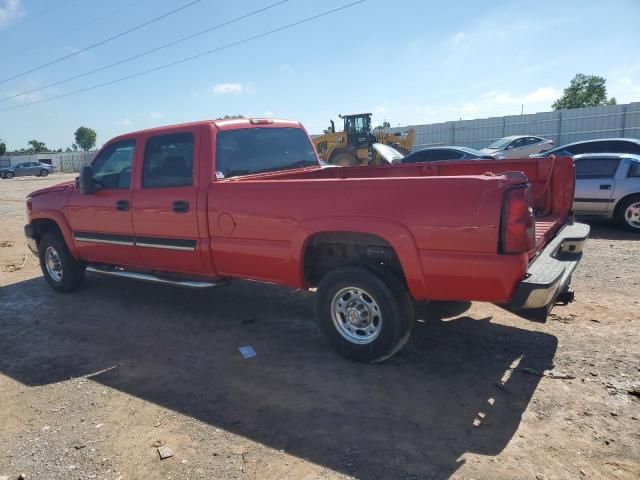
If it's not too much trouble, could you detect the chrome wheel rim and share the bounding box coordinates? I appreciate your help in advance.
[330,286,382,344]
[45,246,63,282]
[625,202,640,229]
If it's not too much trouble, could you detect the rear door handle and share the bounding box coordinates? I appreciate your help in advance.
[172,200,189,213]
[599,184,612,190]
[116,200,129,211]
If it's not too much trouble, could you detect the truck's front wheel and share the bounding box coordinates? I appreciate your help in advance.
[38,233,85,292]
[316,267,414,362]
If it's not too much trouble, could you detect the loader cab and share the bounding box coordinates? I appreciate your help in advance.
[340,113,375,150]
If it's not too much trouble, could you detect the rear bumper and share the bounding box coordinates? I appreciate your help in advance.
[24,224,38,255]
[508,222,590,318]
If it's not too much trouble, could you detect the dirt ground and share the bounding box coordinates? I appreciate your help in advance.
[0,174,638,480]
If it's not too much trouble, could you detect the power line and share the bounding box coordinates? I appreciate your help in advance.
[0,0,203,85]
[0,0,367,113]
[0,0,150,61]
[0,0,289,103]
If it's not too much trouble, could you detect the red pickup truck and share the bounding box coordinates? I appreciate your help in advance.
[25,118,588,362]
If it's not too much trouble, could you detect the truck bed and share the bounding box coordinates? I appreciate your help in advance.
[233,155,575,255]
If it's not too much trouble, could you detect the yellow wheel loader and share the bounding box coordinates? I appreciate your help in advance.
[313,113,415,166]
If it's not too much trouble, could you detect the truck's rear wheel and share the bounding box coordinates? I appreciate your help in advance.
[38,233,85,292]
[5,171,14,179]
[316,267,414,362]
[331,152,357,167]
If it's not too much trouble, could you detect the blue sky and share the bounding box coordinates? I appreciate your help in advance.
[0,0,639,150]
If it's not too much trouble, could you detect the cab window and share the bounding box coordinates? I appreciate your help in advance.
[142,133,194,188]
[91,140,135,189]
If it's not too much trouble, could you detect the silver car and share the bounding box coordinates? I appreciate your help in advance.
[573,153,640,232]
[481,135,554,159]
[0,161,55,179]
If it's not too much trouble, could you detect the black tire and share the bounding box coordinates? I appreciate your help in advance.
[38,232,85,292]
[40,169,49,177]
[615,195,640,232]
[5,171,14,179]
[331,152,357,167]
[316,266,414,363]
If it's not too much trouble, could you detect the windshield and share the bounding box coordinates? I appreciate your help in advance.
[487,138,513,149]
[215,127,318,179]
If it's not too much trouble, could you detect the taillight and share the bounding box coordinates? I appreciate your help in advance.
[500,184,535,254]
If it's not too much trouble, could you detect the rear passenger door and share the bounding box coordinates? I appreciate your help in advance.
[131,129,206,275]
[573,157,619,214]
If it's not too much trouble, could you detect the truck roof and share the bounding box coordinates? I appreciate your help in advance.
[108,118,303,141]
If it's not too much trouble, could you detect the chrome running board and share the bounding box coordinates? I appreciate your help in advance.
[86,266,225,288]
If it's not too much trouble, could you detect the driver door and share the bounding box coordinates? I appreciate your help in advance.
[64,139,141,267]
[14,163,28,176]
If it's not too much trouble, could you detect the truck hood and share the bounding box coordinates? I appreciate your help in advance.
[28,181,74,198]
[372,143,405,164]
[480,147,499,154]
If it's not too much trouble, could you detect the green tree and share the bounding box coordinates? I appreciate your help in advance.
[552,74,617,110]
[27,140,47,153]
[0,142,6,155]
[74,126,97,151]
[374,120,391,131]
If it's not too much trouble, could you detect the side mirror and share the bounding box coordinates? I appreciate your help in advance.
[78,166,95,194]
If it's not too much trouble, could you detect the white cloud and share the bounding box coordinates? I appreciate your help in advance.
[481,86,561,106]
[211,82,254,95]
[449,32,466,47]
[149,112,163,119]
[0,0,23,29]
[118,118,132,126]
[4,79,46,103]
[373,104,388,114]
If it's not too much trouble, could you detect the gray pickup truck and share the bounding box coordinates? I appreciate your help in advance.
[573,153,640,231]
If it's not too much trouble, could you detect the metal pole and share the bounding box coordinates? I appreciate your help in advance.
[557,111,563,146]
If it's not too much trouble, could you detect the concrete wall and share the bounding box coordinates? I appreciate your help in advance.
[0,151,97,172]
[388,102,640,152]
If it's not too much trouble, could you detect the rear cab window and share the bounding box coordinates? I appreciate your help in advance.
[215,127,318,179]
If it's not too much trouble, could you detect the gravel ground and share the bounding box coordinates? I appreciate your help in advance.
[0,174,638,480]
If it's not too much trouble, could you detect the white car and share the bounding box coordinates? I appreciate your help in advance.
[573,153,640,232]
[481,135,554,159]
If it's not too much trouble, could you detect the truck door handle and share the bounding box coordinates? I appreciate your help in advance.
[599,184,611,190]
[116,200,129,211]
[172,200,189,213]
